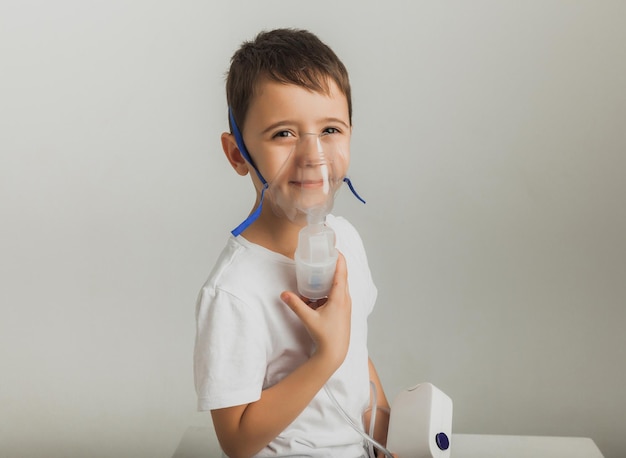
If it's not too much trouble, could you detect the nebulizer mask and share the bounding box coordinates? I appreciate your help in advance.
[275,131,344,301]
[229,108,365,300]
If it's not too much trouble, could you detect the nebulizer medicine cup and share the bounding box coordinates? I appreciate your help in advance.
[295,222,338,301]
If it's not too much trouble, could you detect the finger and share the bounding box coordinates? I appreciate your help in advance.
[281,291,315,323]
[327,252,348,300]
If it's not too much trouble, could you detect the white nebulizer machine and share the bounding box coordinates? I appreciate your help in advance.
[325,381,453,458]
[387,383,453,458]
[228,108,454,458]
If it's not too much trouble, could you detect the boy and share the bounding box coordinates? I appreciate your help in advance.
[194,28,392,457]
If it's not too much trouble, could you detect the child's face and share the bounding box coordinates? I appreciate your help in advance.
[242,79,351,224]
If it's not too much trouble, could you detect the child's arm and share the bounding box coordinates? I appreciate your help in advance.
[211,254,352,458]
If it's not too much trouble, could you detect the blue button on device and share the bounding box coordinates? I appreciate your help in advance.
[435,432,450,450]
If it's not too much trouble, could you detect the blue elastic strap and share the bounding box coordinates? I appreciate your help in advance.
[231,183,268,236]
[343,177,366,204]
[229,107,268,236]
[229,107,266,185]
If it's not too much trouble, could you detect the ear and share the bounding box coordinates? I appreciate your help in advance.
[221,132,249,176]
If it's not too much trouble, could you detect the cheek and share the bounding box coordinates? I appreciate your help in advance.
[336,151,350,174]
[260,154,294,183]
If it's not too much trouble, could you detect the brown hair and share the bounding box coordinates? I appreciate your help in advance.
[225,28,352,133]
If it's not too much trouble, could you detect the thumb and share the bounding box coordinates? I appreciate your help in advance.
[327,252,349,300]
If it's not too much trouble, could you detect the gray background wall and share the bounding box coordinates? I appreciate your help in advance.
[1,1,624,457]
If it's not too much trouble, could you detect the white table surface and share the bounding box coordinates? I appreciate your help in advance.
[451,433,604,458]
[172,427,605,458]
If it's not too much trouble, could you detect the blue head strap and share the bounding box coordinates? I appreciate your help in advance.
[228,107,365,236]
[229,107,268,236]
[229,107,267,186]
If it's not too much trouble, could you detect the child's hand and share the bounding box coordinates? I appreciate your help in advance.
[281,253,352,369]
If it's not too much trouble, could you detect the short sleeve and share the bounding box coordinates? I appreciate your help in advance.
[194,286,267,411]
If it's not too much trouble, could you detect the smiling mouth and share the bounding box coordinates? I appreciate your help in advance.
[291,179,326,189]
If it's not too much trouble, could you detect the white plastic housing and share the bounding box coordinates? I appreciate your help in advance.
[386,382,453,458]
[294,223,337,300]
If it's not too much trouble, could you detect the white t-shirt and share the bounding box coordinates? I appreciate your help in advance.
[194,215,377,457]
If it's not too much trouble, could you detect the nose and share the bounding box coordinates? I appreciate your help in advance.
[296,134,326,167]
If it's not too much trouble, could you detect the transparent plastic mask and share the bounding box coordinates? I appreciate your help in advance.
[228,107,364,237]
[266,131,348,225]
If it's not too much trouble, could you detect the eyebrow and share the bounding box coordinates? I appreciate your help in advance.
[322,117,351,129]
[260,117,350,135]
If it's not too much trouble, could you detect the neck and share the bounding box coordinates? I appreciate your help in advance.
[240,209,305,259]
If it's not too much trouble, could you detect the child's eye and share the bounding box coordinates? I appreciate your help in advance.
[273,130,294,138]
[322,127,340,135]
